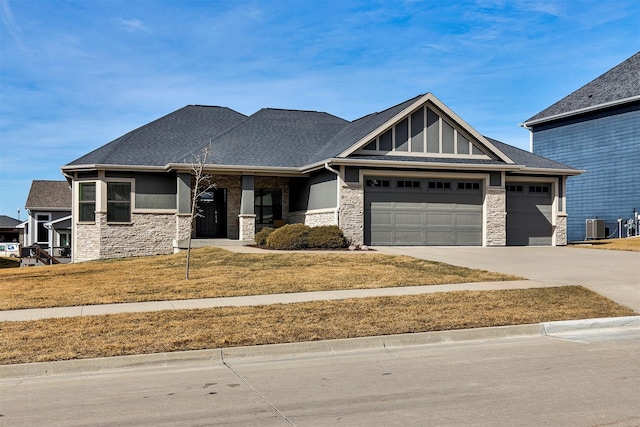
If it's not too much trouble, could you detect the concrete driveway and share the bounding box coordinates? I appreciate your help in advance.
[374,246,640,312]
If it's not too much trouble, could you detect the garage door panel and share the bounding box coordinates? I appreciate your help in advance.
[366,178,483,246]
[506,184,553,246]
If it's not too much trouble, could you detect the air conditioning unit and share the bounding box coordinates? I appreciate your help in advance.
[586,219,605,239]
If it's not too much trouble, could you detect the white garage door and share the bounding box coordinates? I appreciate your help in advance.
[365,178,483,246]
[506,183,553,246]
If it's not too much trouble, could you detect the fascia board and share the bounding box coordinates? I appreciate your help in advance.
[61,164,167,173]
[166,163,305,176]
[510,167,584,176]
[338,93,515,165]
[324,157,523,172]
[520,95,640,127]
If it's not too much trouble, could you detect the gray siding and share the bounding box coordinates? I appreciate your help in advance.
[135,174,177,210]
[289,171,337,211]
[532,104,640,241]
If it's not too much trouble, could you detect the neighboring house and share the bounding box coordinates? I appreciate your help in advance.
[24,180,72,257]
[522,52,640,242]
[0,215,22,257]
[62,92,580,262]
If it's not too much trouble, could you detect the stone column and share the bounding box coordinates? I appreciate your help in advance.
[339,183,364,246]
[485,187,506,246]
[555,214,568,246]
[239,176,255,242]
[239,214,256,242]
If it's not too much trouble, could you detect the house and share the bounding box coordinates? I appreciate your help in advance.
[23,180,72,258]
[62,92,580,262]
[522,52,640,242]
[0,215,22,257]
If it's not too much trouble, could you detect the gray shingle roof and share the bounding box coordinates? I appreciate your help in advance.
[0,215,21,228]
[524,52,640,125]
[64,93,578,174]
[67,106,247,167]
[25,180,72,210]
[485,138,575,170]
[208,108,349,167]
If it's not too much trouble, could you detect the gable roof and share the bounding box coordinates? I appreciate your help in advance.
[25,180,72,210]
[523,52,640,126]
[66,106,247,167]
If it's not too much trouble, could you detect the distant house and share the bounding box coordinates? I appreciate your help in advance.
[0,215,22,257]
[62,92,580,262]
[522,52,640,241]
[24,180,72,257]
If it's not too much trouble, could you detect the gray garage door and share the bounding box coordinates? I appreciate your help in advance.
[506,183,553,246]
[365,178,483,246]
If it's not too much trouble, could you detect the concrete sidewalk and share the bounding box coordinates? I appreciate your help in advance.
[1,279,558,322]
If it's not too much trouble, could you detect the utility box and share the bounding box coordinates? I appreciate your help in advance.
[586,218,605,239]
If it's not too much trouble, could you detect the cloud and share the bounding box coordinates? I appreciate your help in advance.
[118,18,148,33]
[0,0,26,50]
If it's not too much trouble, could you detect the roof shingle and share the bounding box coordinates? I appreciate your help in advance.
[524,52,640,125]
[25,180,72,210]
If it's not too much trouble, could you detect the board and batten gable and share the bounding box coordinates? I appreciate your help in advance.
[531,102,640,241]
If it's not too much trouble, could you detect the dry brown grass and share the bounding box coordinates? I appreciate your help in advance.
[0,286,634,364]
[0,248,520,310]
[576,237,640,252]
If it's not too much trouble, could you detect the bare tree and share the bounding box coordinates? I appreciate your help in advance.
[185,143,216,280]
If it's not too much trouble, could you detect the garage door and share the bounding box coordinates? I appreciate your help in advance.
[506,183,552,246]
[365,178,483,246]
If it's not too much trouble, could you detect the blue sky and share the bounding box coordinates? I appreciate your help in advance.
[1,0,638,219]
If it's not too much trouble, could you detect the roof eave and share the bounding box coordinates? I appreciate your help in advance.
[315,157,523,172]
[521,95,640,128]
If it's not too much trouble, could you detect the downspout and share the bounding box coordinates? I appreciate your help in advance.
[324,163,341,227]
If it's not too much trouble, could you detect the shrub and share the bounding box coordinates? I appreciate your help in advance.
[265,224,311,250]
[254,227,274,246]
[308,225,348,249]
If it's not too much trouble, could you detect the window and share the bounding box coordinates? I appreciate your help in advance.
[428,181,451,189]
[397,180,420,188]
[107,182,131,223]
[255,189,282,225]
[506,185,523,192]
[79,183,96,222]
[36,214,49,244]
[366,179,390,188]
[529,185,550,193]
[457,182,480,190]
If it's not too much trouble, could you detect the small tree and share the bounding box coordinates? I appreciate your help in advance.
[185,143,216,280]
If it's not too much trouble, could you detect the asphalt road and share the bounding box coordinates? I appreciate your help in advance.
[2,330,639,426]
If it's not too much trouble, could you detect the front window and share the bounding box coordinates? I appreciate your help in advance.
[79,183,96,222]
[107,182,131,223]
[36,214,49,244]
[255,189,282,226]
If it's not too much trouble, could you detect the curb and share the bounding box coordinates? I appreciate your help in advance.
[2,317,638,379]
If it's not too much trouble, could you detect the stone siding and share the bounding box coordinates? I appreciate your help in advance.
[555,214,567,246]
[485,187,506,246]
[74,221,101,263]
[339,183,364,246]
[239,214,256,241]
[100,212,176,259]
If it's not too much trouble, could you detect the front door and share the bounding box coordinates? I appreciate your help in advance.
[195,189,227,238]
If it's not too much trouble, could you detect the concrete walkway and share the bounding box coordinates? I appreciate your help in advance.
[1,245,638,322]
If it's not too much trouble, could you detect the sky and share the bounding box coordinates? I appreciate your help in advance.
[1,0,638,219]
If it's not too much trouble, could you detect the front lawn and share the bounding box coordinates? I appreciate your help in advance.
[0,247,520,310]
[1,286,634,364]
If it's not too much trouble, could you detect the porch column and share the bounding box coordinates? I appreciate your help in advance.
[239,175,256,242]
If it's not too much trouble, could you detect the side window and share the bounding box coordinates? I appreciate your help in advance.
[78,183,96,222]
[107,182,131,223]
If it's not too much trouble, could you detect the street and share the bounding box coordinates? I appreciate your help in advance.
[2,330,639,426]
